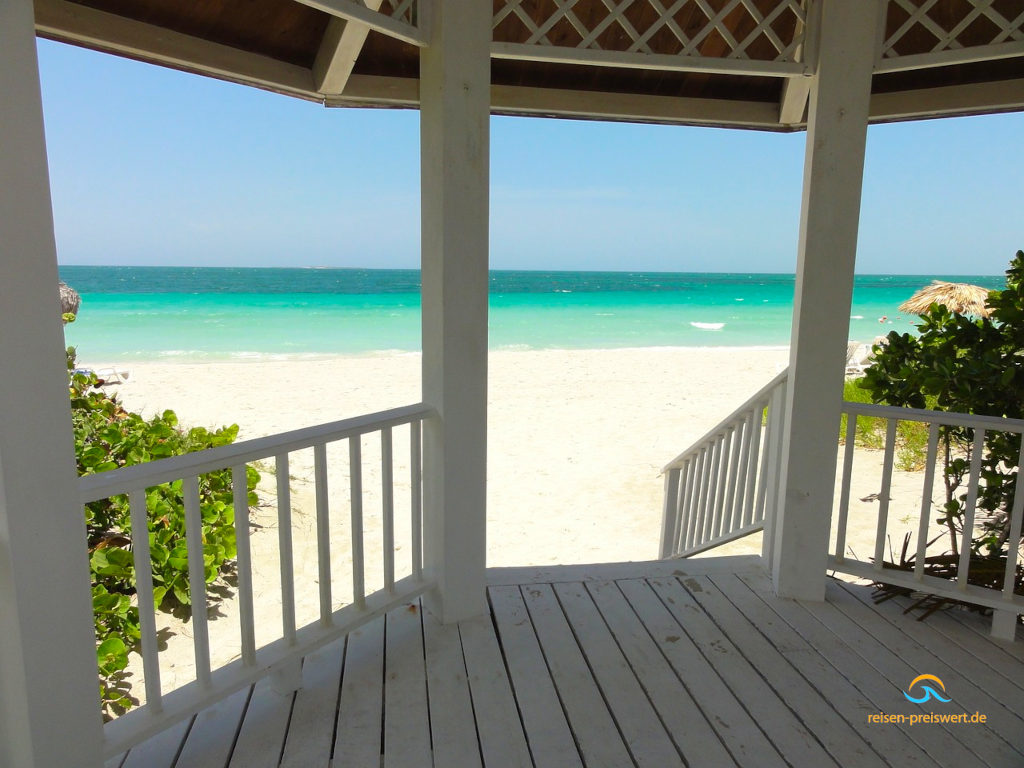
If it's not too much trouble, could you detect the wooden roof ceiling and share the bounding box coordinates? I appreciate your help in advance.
[35,0,1024,130]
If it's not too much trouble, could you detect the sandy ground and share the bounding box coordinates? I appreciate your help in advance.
[92,347,946,702]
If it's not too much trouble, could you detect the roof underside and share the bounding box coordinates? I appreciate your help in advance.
[35,0,1024,130]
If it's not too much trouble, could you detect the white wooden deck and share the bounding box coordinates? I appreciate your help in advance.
[107,555,1024,768]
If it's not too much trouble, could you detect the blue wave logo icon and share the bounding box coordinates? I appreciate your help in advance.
[904,674,952,704]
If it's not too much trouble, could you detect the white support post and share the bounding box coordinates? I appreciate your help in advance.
[772,0,880,601]
[420,0,490,623]
[0,2,104,766]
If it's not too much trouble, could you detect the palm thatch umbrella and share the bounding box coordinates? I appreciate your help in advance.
[59,281,81,316]
[898,281,992,318]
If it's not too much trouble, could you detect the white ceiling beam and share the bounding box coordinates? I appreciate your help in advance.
[312,0,383,95]
[333,74,785,128]
[875,42,1024,74]
[491,41,806,78]
[870,77,1024,121]
[292,0,426,47]
[35,0,318,101]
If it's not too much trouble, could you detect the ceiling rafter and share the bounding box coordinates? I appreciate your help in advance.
[312,0,384,95]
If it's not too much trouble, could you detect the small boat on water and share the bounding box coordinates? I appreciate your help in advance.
[690,321,725,330]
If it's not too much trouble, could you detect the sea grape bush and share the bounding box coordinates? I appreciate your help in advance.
[69,350,259,715]
[860,250,1024,568]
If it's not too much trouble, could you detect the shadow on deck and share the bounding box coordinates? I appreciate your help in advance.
[109,555,1024,768]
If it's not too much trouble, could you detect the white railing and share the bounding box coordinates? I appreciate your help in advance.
[80,403,434,758]
[833,402,1024,640]
[660,369,788,559]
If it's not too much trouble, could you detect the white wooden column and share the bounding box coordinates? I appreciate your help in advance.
[772,0,880,600]
[0,3,105,767]
[419,0,490,623]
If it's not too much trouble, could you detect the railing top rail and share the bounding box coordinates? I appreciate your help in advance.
[843,400,1024,434]
[80,403,435,503]
[663,367,789,472]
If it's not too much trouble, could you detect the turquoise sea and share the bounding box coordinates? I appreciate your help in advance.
[59,266,1006,363]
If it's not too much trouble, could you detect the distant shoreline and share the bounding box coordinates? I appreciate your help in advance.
[78,343,799,369]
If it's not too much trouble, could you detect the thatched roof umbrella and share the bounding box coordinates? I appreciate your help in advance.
[59,281,81,316]
[898,281,992,318]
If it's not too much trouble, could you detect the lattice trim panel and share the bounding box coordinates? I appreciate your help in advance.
[492,0,808,63]
[881,0,1024,60]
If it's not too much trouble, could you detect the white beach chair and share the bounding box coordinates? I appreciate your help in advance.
[94,366,131,384]
[845,342,871,376]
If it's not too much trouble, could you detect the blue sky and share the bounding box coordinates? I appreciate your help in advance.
[37,39,1022,275]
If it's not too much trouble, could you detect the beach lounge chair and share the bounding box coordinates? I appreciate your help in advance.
[845,341,871,376]
[73,366,131,385]
[95,366,131,384]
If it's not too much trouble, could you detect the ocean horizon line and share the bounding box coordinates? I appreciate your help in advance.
[59,263,1007,279]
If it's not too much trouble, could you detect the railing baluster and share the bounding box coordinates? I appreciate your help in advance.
[713,428,733,538]
[679,456,696,552]
[708,436,724,544]
[762,379,787,542]
[673,460,691,553]
[660,467,682,558]
[686,448,708,549]
[314,442,332,624]
[381,427,395,592]
[411,419,423,580]
[913,424,941,581]
[724,420,743,532]
[276,453,297,645]
[1002,438,1024,599]
[835,410,858,562]
[127,488,162,713]
[731,415,751,528]
[872,419,899,572]
[183,475,211,689]
[350,438,366,610]
[231,465,256,667]
[742,403,764,527]
[754,397,774,523]
[696,440,716,546]
[957,428,986,590]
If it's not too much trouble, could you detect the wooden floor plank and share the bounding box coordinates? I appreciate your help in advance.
[940,602,1022,647]
[743,572,983,768]
[457,611,533,768]
[422,609,482,768]
[383,602,432,768]
[521,583,635,768]
[552,581,684,768]
[228,675,294,768]
[584,580,736,768]
[615,578,786,768]
[489,585,583,768]
[723,573,936,768]
[922,599,1024,673]
[175,686,250,768]
[333,615,385,768]
[648,576,839,768]
[121,716,191,768]
[689,575,887,768]
[823,580,1024,765]
[836,580,1024,723]
[279,637,345,768]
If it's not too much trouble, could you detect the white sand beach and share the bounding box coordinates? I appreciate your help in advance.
[99,346,944,698]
